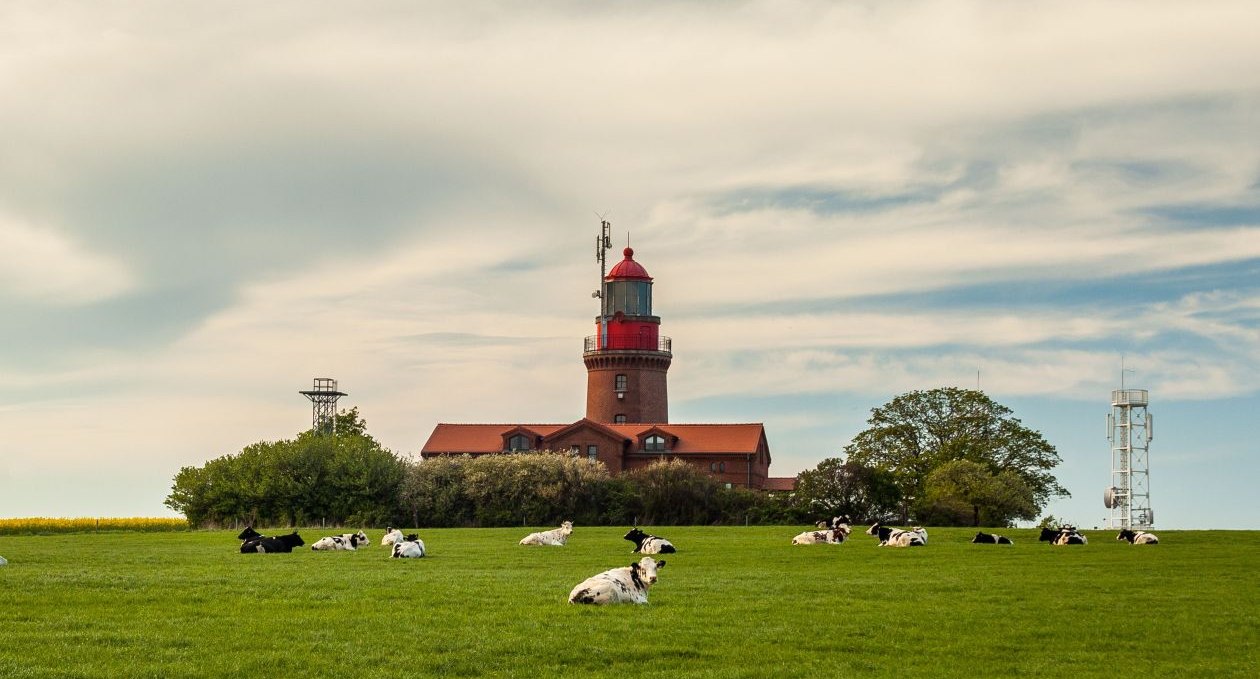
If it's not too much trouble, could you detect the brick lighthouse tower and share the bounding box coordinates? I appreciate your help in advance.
[584,230,672,424]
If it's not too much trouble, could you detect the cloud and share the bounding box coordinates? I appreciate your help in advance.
[1,1,1259,525]
[0,212,135,304]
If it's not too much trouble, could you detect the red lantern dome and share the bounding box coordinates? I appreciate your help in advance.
[606,248,652,281]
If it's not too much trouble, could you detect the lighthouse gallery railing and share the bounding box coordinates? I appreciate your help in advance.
[584,335,672,353]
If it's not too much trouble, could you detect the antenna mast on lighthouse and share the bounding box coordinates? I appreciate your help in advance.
[593,219,612,347]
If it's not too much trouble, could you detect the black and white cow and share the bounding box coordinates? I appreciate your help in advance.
[391,534,426,558]
[865,523,927,547]
[1038,527,1087,545]
[972,531,1014,545]
[568,557,666,605]
[0,555,7,566]
[791,527,849,545]
[339,530,369,546]
[240,531,305,553]
[520,521,574,546]
[381,527,404,547]
[1117,528,1159,545]
[237,526,264,541]
[624,528,676,554]
[311,534,362,551]
[815,515,853,530]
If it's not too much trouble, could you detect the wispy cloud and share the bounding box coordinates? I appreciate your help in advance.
[0,213,135,304]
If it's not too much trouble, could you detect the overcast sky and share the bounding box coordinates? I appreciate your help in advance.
[2,1,1257,528]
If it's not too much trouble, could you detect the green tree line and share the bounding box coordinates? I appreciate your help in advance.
[167,389,1067,529]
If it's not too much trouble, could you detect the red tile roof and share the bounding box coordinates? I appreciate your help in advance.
[763,477,798,492]
[422,424,566,454]
[422,421,768,456]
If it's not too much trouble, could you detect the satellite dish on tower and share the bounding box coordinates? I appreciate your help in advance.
[1103,487,1116,509]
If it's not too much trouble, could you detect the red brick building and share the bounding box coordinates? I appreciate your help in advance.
[421,245,786,490]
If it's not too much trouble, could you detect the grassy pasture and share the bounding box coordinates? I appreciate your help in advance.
[0,526,1255,678]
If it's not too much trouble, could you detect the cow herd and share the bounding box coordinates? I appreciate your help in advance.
[227,520,1158,606]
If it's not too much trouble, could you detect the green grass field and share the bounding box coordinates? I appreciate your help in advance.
[0,526,1255,678]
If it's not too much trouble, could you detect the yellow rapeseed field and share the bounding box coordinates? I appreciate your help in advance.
[0,517,189,535]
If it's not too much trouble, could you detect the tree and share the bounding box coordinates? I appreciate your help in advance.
[165,407,406,527]
[843,388,1068,521]
[917,460,1038,527]
[791,458,902,524]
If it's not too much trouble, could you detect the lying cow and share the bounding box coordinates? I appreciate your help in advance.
[1038,527,1087,545]
[241,531,305,553]
[792,527,848,545]
[391,534,426,558]
[340,530,369,545]
[866,523,927,547]
[381,527,404,547]
[237,526,264,541]
[520,521,574,546]
[972,531,1014,545]
[1117,528,1159,545]
[568,557,666,605]
[0,555,7,566]
[311,534,363,551]
[815,515,853,530]
[624,527,676,554]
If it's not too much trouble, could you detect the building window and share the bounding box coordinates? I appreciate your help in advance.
[614,414,627,424]
[645,435,666,452]
[709,462,717,472]
[507,434,531,451]
[587,445,598,462]
[719,461,726,472]
[615,374,627,392]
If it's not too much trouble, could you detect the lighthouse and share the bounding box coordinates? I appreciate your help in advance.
[583,246,672,423]
[422,224,790,491]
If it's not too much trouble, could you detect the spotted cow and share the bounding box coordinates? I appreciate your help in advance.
[391,534,426,558]
[792,523,851,545]
[381,527,404,547]
[1117,528,1159,545]
[1039,527,1087,545]
[971,531,1014,545]
[520,521,574,546]
[865,523,927,547]
[815,515,853,530]
[568,557,666,605]
[237,526,264,542]
[624,528,676,555]
[311,534,364,551]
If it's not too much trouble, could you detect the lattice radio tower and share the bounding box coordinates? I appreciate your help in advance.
[1104,363,1154,529]
[300,377,346,435]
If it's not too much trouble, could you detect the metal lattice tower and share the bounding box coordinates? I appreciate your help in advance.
[299,378,346,435]
[1105,388,1154,529]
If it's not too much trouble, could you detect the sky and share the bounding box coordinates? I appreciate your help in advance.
[2,1,1258,529]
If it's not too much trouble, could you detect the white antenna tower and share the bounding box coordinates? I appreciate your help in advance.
[1104,358,1154,529]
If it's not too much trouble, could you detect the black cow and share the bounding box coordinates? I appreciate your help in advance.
[237,526,264,541]
[624,528,676,555]
[971,531,1014,545]
[241,531,305,553]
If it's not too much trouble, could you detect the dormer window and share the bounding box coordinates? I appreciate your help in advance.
[507,434,531,452]
[644,435,666,452]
